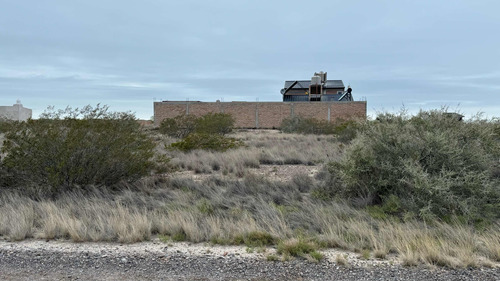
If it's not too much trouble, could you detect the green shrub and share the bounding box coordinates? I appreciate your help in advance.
[170,133,243,152]
[1,105,156,192]
[159,114,198,138]
[0,119,15,133]
[332,119,360,142]
[280,116,360,141]
[329,109,500,223]
[159,113,235,138]
[280,116,333,134]
[0,164,11,188]
[195,113,234,135]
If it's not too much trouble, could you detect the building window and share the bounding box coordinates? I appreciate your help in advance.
[337,91,344,95]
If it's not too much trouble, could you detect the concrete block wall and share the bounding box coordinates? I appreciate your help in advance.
[154,101,367,128]
[0,103,32,121]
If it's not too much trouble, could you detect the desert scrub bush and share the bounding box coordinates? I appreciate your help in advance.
[169,133,243,152]
[195,113,235,135]
[159,113,235,138]
[280,116,360,141]
[1,105,156,193]
[328,109,500,223]
[332,119,361,142]
[0,119,16,133]
[159,114,198,138]
[281,116,329,134]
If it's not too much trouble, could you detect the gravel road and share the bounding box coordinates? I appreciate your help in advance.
[1,240,499,281]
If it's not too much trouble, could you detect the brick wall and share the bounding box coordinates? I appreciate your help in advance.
[154,101,367,128]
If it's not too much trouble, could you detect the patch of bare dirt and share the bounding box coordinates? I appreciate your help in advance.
[168,164,320,183]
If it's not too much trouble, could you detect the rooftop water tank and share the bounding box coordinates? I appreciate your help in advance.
[314,71,327,83]
[311,76,321,85]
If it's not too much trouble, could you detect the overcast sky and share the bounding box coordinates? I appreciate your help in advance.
[1,0,499,119]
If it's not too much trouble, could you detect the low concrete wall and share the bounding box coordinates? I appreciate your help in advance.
[0,103,32,121]
[154,101,367,128]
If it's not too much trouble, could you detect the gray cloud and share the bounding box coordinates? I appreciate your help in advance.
[1,0,499,119]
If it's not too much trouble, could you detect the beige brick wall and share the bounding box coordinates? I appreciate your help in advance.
[293,103,330,120]
[257,103,290,129]
[154,101,367,128]
[153,103,186,121]
[223,103,258,128]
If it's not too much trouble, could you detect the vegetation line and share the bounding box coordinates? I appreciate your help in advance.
[1,106,499,268]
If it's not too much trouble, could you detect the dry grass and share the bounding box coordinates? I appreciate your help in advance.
[164,130,341,176]
[1,179,499,268]
[336,254,349,266]
[0,194,35,241]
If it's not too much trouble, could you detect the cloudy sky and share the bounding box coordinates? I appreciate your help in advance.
[1,0,499,119]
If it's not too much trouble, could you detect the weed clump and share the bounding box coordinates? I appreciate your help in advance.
[309,251,324,262]
[277,238,319,258]
[244,231,275,247]
[266,254,279,261]
[172,230,188,241]
[359,249,371,260]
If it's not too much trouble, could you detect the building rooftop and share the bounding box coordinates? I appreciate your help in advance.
[283,80,344,89]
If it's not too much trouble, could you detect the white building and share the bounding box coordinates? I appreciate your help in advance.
[0,100,32,121]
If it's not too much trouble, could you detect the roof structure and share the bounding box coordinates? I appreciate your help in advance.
[283,80,344,89]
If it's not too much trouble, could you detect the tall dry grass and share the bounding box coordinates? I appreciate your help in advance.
[165,130,341,175]
[1,175,499,268]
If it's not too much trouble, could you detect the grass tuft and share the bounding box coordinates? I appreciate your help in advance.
[359,249,371,260]
[309,251,324,262]
[244,231,275,247]
[266,254,279,261]
[277,238,318,257]
[336,254,349,266]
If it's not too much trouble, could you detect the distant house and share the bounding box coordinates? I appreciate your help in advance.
[281,71,352,102]
[154,70,365,128]
[0,100,32,121]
